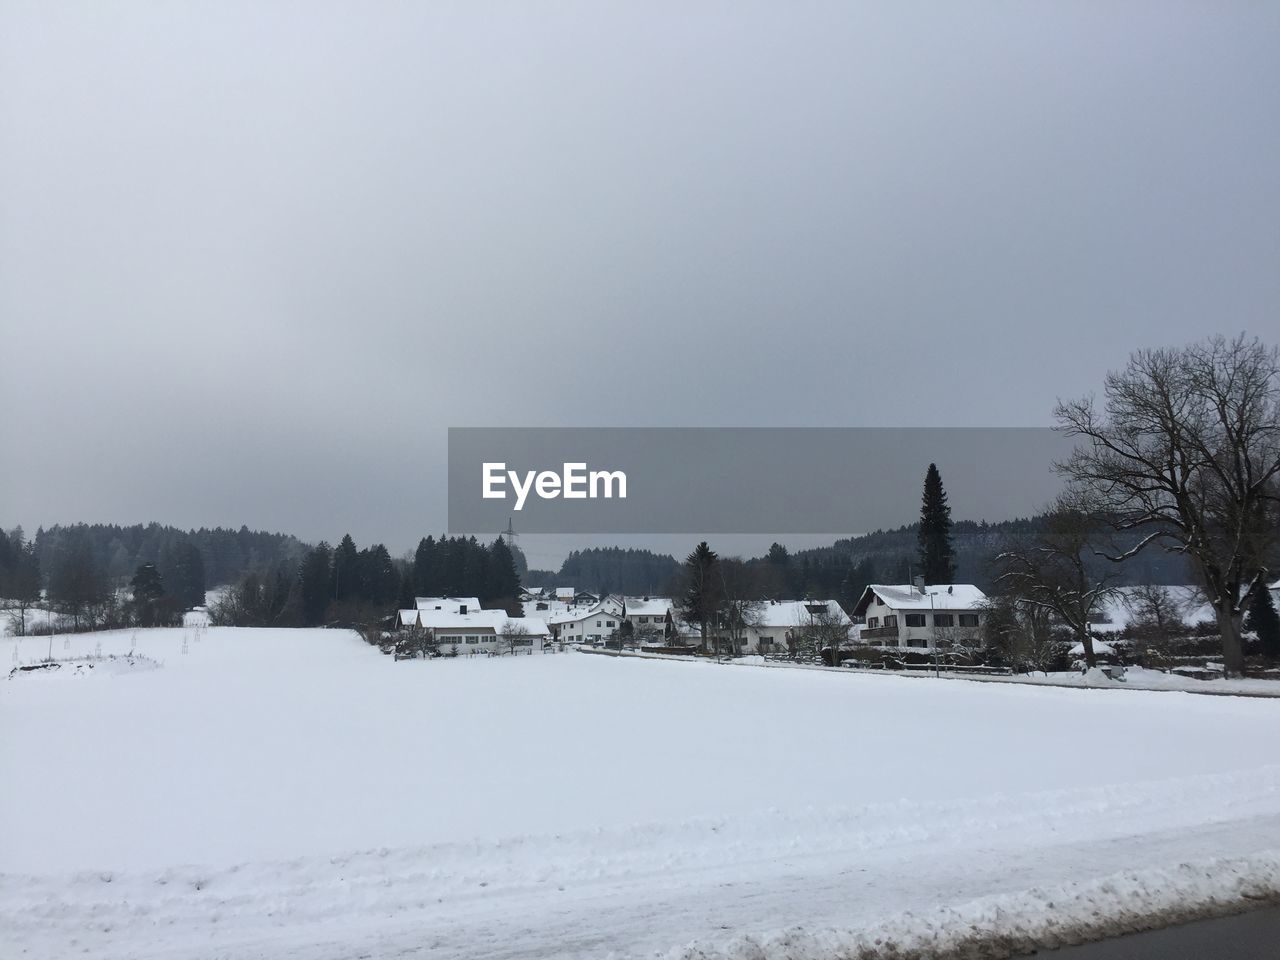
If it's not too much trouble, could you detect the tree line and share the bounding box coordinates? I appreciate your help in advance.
[1,525,206,634]
[211,534,521,633]
[29,522,308,588]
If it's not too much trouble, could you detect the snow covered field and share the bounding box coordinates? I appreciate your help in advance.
[4,627,1280,959]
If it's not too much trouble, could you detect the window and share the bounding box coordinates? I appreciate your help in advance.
[867,617,879,628]
[933,613,954,627]
[959,613,980,627]
[606,621,615,628]
[596,621,602,627]
[905,613,927,627]
[908,637,928,648]
[884,615,898,628]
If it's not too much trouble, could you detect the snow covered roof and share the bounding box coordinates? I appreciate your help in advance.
[854,584,987,615]
[414,596,481,613]
[755,599,850,628]
[1069,638,1117,657]
[624,597,672,617]
[555,587,575,600]
[414,608,549,635]
[1091,585,1213,633]
[397,609,420,627]
[544,596,624,625]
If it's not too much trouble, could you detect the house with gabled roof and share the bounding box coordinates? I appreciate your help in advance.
[401,605,549,655]
[852,583,986,650]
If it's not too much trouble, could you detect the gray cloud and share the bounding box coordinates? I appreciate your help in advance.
[2,2,1277,562]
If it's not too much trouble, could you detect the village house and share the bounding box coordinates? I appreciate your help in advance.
[621,597,673,640]
[546,596,625,644]
[403,605,550,655]
[852,583,987,650]
[741,599,852,653]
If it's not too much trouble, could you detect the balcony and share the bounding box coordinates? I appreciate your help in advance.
[859,626,900,641]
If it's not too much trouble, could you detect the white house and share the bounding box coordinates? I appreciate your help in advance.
[410,606,550,655]
[741,599,851,653]
[398,596,484,629]
[546,596,625,644]
[416,596,481,613]
[852,583,986,650]
[622,597,673,640]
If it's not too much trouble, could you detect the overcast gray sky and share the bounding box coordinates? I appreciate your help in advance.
[2,2,1277,566]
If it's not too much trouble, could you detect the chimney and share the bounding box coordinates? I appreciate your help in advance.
[913,576,926,595]
[459,604,468,615]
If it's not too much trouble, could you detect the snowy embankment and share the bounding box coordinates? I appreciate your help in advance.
[666,853,1280,959]
[4,628,1280,959]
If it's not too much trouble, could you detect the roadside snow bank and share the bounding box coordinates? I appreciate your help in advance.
[664,852,1280,960]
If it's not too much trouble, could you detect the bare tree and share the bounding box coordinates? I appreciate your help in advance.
[793,601,850,664]
[395,623,433,660]
[499,620,532,656]
[980,594,1063,673]
[1056,335,1280,676]
[1124,584,1190,639]
[997,491,1120,669]
[719,558,765,656]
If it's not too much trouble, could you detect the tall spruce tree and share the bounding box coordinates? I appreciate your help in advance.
[168,541,206,608]
[298,542,333,626]
[130,562,167,627]
[331,534,359,600]
[917,463,956,584]
[412,536,438,596]
[681,541,721,652]
[485,538,521,608]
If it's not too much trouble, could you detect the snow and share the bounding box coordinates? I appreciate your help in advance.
[664,853,1280,959]
[1069,638,1117,657]
[4,626,1280,959]
[755,598,850,627]
[943,664,1280,696]
[623,597,674,617]
[856,583,987,612]
[1092,585,1215,632]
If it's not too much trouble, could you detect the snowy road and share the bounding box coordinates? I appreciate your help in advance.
[5,628,1280,958]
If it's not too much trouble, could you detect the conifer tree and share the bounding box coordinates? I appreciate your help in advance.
[485,538,521,608]
[332,534,359,600]
[412,536,437,596]
[298,542,333,626]
[1245,585,1280,659]
[680,541,721,652]
[4,540,42,635]
[917,463,956,584]
[130,562,167,627]
[168,541,206,608]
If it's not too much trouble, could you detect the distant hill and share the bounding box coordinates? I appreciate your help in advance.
[789,517,1194,591]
